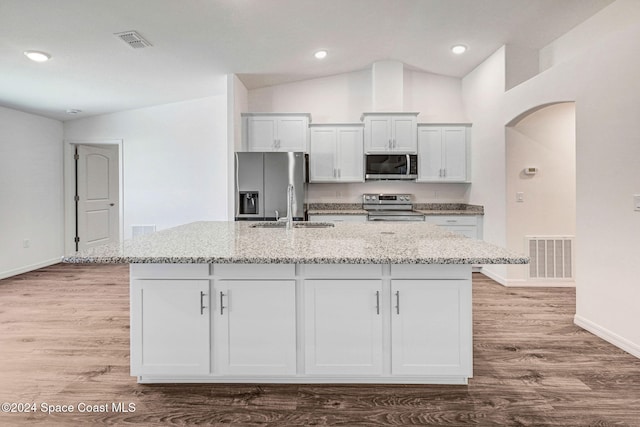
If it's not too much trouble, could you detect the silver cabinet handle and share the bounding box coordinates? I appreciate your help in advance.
[220,291,226,315]
[338,169,341,178]
[395,291,400,314]
[446,219,458,223]
[376,290,380,315]
[200,291,207,315]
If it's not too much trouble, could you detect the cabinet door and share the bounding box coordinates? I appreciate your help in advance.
[304,280,383,375]
[417,127,443,181]
[365,117,392,153]
[309,127,338,182]
[277,117,308,151]
[215,280,296,375]
[391,280,472,376]
[130,280,210,376]
[336,126,364,182]
[391,116,417,152]
[442,127,467,181]
[247,117,277,151]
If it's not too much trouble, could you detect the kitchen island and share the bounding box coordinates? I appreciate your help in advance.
[64,221,527,385]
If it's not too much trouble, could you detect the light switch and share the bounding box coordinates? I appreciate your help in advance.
[516,192,524,203]
[634,194,640,211]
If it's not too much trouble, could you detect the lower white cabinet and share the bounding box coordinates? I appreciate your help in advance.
[391,280,472,376]
[130,279,210,376]
[304,280,383,375]
[214,280,297,375]
[424,215,482,239]
[308,214,368,222]
[130,263,473,384]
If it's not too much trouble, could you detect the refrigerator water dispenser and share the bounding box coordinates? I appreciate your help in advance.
[239,191,259,215]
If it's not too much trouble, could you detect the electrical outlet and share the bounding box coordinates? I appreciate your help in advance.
[23,239,30,248]
[516,192,524,202]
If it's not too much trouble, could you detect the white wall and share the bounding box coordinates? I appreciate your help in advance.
[0,106,64,279]
[248,69,372,123]
[247,65,470,203]
[505,102,576,283]
[463,0,640,357]
[64,95,229,239]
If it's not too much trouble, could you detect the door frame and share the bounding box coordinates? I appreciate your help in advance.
[63,139,124,254]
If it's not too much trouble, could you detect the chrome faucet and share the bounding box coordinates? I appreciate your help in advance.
[278,184,294,229]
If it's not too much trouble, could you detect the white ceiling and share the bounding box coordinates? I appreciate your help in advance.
[0,0,614,121]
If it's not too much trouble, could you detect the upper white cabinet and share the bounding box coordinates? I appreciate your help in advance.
[417,124,471,182]
[361,113,418,153]
[243,113,311,152]
[309,124,364,182]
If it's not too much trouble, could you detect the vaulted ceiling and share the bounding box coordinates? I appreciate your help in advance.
[0,0,614,121]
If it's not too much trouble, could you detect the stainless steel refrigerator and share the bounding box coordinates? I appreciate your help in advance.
[235,152,307,221]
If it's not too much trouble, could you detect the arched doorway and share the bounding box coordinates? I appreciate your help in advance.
[505,102,576,286]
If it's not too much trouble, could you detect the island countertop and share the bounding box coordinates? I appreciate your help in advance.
[63,221,528,265]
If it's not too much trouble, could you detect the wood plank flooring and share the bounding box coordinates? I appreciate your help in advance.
[1,264,639,426]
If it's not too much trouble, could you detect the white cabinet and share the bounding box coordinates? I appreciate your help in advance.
[214,280,296,375]
[417,125,470,182]
[130,279,210,376]
[243,113,310,152]
[424,215,481,239]
[391,279,472,376]
[362,113,418,153]
[309,124,364,182]
[308,214,368,222]
[304,280,383,375]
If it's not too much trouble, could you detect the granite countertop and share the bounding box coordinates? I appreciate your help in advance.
[63,221,527,265]
[307,203,484,216]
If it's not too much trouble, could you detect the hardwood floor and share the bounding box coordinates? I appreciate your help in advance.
[1,264,639,426]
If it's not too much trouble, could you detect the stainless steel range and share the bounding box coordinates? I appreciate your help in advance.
[363,193,425,221]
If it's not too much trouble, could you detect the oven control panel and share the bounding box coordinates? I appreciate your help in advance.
[362,193,413,205]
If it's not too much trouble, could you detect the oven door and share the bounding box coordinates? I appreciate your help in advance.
[367,211,425,221]
[365,154,417,180]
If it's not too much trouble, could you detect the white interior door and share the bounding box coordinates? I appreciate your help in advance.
[76,145,119,250]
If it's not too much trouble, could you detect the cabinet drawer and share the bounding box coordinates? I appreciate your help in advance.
[391,264,471,279]
[308,214,368,222]
[302,264,382,278]
[424,216,477,226]
[213,263,295,278]
[130,263,209,278]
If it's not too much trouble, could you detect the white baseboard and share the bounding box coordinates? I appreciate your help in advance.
[480,268,575,287]
[0,258,62,280]
[574,314,640,359]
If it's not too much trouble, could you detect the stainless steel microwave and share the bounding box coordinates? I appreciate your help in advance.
[365,154,418,180]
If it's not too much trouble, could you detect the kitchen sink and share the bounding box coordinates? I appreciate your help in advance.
[293,222,334,228]
[249,222,334,229]
[249,222,286,228]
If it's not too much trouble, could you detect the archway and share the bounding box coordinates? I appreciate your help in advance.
[505,102,576,286]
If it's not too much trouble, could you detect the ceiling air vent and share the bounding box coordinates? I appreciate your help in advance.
[114,31,152,49]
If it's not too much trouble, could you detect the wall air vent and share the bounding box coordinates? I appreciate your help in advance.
[114,31,152,49]
[526,236,574,280]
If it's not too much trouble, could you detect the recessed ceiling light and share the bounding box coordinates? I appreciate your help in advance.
[24,50,51,62]
[451,45,467,55]
[66,109,82,115]
[314,50,328,59]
